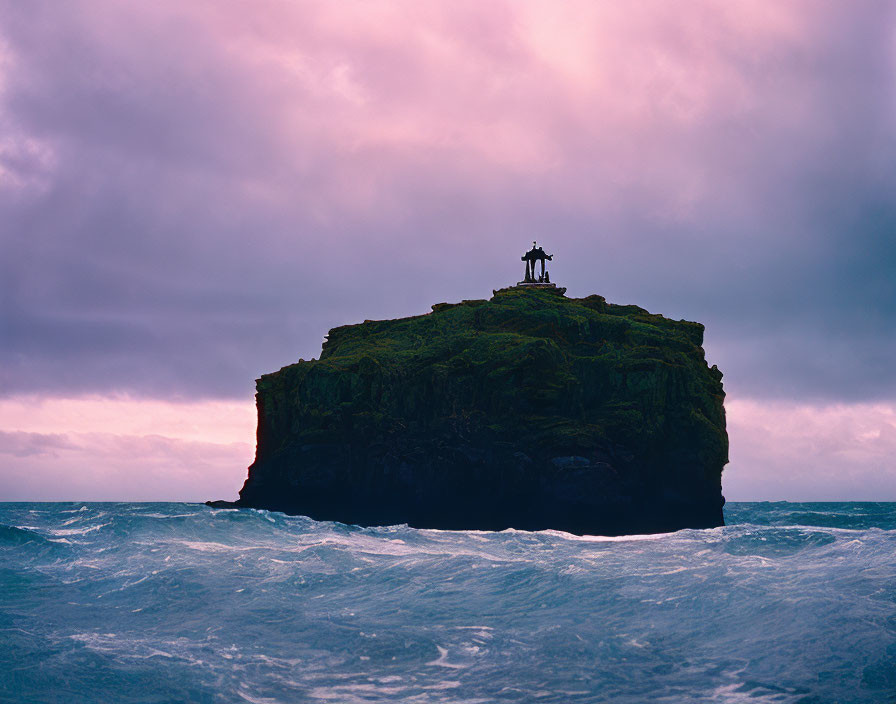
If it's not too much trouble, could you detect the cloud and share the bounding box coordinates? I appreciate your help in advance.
[0,394,255,441]
[724,399,896,500]
[0,395,254,500]
[1,0,894,402]
[0,431,251,501]
[0,429,77,457]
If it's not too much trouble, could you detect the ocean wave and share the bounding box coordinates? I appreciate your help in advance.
[1,502,895,703]
[0,523,54,547]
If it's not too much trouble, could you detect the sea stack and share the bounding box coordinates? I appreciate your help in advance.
[211,248,728,535]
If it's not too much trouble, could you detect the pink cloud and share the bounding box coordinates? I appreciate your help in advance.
[0,395,255,444]
[2,0,835,223]
[725,399,896,500]
[0,396,254,500]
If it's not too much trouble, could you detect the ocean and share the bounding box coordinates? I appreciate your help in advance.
[1,502,895,703]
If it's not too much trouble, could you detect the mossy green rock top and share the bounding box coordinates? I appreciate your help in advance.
[228,287,728,535]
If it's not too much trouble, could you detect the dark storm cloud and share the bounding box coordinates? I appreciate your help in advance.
[1,0,895,401]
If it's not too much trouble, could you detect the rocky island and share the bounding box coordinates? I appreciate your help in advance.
[210,246,728,535]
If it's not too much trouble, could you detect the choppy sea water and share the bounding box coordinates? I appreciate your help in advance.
[1,502,895,704]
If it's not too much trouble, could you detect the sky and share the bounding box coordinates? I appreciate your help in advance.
[1,0,895,501]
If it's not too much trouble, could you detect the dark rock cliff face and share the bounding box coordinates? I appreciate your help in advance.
[220,288,728,535]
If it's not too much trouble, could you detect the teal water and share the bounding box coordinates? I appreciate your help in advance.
[1,502,895,703]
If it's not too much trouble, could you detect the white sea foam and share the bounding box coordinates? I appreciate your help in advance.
[3,501,895,703]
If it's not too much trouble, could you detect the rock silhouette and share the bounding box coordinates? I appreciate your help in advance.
[211,287,727,535]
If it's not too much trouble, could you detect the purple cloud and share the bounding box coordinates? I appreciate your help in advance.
[1,0,894,403]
